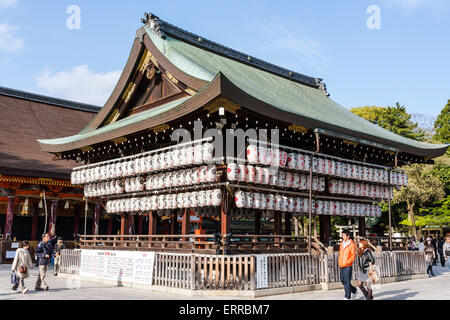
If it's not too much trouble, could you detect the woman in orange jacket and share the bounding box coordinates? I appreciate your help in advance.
[339,229,357,300]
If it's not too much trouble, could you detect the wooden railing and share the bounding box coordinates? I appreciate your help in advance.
[80,234,326,255]
[80,235,222,254]
[60,249,427,291]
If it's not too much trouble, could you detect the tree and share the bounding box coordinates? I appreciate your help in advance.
[393,164,445,237]
[351,103,425,141]
[434,100,450,144]
[416,196,450,230]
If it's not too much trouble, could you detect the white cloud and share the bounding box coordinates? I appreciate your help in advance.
[0,23,24,52]
[0,0,18,8]
[255,21,330,73]
[36,65,121,106]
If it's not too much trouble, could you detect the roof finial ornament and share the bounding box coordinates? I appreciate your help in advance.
[315,78,330,97]
[141,11,166,39]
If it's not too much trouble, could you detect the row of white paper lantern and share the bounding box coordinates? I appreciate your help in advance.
[246,145,407,186]
[234,190,381,217]
[84,165,218,198]
[227,164,326,191]
[105,189,222,213]
[72,142,215,185]
[328,180,394,199]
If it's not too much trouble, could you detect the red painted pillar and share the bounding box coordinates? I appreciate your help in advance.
[106,215,113,235]
[220,203,230,235]
[30,202,39,241]
[181,209,190,235]
[4,196,14,240]
[92,203,101,235]
[148,212,157,235]
[48,200,58,237]
[121,214,128,235]
[137,215,144,235]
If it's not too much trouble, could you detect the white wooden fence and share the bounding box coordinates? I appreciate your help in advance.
[60,249,426,290]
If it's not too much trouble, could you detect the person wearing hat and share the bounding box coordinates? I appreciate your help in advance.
[52,237,65,276]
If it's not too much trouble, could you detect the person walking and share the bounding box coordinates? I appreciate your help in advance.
[425,237,436,277]
[443,236,450,270]
[357,239,375,300]
[437,237,445,267]
[53,237,65,276]
[35,233,56,291]
[11,241,33,294]
[418,238,425,252]
[339,229,357,300]
[431,235,438,266]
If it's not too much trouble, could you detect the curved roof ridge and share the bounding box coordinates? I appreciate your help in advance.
[141,12,329,95]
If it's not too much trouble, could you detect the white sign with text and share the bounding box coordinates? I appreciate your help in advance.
[80,250,156,285]
[256,255,269,289]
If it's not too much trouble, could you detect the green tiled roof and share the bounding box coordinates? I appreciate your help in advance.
[144,25,446,154]
[38,96,191,146]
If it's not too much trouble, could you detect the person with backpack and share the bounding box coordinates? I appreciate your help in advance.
[425,237,436,277]
[35,233,56,291]
[11,241,33,294]
[357,239,375,300]
[339,229,357,300]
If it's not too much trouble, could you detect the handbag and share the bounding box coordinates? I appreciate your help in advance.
[19,266,27,274]
[10,271,19,285]
[368,262,380,284]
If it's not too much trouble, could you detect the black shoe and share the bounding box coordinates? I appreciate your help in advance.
[35,287,43,291]
[44,286,49,291]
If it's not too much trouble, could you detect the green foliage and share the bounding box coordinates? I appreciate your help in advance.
[431,155,450,194]
[351,103,425,141]
[393,164,445,206]
[434,100,450,144]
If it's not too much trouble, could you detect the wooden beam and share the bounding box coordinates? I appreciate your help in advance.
[181,209,190,235]
[121,214,128,236]
[220,202,230,235]
[148,211,157,235]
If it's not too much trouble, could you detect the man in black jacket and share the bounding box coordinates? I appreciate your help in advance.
[35,233,56,291]
[438,237,445,267]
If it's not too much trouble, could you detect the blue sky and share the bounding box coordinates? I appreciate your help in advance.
[0,0,449,117]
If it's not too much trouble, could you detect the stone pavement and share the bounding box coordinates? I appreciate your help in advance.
[1,264,449,300]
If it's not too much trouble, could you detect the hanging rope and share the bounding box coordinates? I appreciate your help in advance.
[43,190,48,235]
[84,198,88,236]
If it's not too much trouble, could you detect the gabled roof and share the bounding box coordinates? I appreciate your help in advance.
[0,86,100,113]
[0,87,98,179]
[38,14,449,158]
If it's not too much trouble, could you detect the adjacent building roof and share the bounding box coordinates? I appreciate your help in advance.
[0,87,99,179]
[38,14,449,158]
